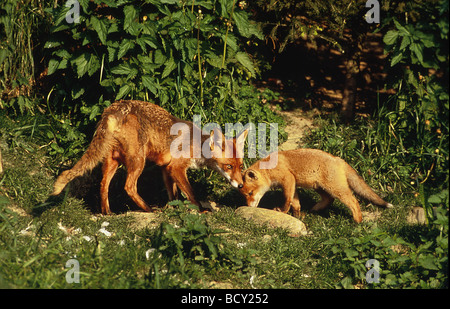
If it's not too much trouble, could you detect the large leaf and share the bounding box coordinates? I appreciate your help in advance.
[218,0,233,17]
[162,57,176,79]
[394,19,410,37]
[235,52,256,77]
[71,52,99,77]
[123,5,137,28]
[117,39,135,59]
[418,254,440,271]
[47,59,60,75]
[72,53,89,78]
[123,5,140,35]
[107,42,119,62]
[90,16,108,45]
[182,38,198,61]
[142,75,159,95]
[206,52,223,68]
[233,10,263,40]
[410,42,424,64]
[221,33,238,51]
[111,62,138,80]
[399,35,411,50]
[111,63,132,75]
[136,34,159,52]
[383,30,399,45]
[116,84,132,100]
[87,54,100,76]
[390,52,403,67]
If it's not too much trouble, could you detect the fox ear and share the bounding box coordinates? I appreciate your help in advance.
[237,128,249,143]
[234,128,249,158]
[245,169,258,181]
[209,129,225,152]
[209,130,215,150]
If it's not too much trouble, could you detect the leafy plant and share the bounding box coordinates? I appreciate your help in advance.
[382,0,449,217]
[45,0,263,122]
[146,200,257,288]
[152,200,225,263]
[327,210,448,289]
[0,0,51,113]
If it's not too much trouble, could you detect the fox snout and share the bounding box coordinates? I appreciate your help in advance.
[247,199,259,207]
[229,179,243,189]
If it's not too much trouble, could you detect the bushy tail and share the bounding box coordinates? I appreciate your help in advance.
[51,115,119,195]
[345,164,393,208]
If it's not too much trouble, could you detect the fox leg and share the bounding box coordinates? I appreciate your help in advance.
[124,155,153,212]
[166,164,204,210]
[290,190,302,218]
[100,153,119,215]
[161,167,178,201]
[342,195,363,223]
[331,187,363,223]
[275,174,296,215]
[311,188,335,212]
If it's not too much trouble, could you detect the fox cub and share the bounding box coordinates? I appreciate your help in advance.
[239,149,392,223]
[52,100,248,215]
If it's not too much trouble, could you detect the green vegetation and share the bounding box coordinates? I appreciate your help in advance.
[0,0,448,289]
[1,109,447,289]
[44,0,262,117]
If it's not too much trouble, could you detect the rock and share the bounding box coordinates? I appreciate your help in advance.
[200,200,220,212]
[407,206,438,225]
[118,211,161,231]
[235,206,307,237]
[407,207,426,224]
[209,281,234,289]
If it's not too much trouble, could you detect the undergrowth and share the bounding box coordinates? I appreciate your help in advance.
[0,110,447,289]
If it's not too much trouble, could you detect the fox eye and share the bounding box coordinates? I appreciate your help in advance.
[226,164,232,170]
[239,164,244,170]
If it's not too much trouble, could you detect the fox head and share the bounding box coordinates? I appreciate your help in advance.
[209,129,248,188]
[239,168,270,207]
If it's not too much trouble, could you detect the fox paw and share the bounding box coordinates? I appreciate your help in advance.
[274,207,288,214]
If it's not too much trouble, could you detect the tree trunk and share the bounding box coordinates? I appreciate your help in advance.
[0,147,3,174]
[341,53,359,123]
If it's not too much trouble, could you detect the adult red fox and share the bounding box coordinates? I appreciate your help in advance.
[52,100,248,215]
[239,149,393,223]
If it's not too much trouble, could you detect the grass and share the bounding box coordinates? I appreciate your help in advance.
[0,112,447,289]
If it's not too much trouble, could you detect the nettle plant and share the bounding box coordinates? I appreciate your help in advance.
[45,0,263,122]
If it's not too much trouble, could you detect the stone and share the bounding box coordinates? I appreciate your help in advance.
[235,206,307,237]
[407,206,438,225]
[118,211,161,231]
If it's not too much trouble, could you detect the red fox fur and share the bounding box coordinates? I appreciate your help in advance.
[239,149,393,223]
[52,100,248,214]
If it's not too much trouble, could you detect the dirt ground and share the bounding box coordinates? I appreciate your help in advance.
[276,107,315,151]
